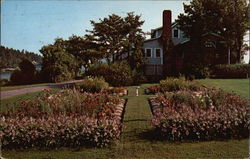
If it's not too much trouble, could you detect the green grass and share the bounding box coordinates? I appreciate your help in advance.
[2,84,249,159]
[197,78,250,99]
[1,83,53,91]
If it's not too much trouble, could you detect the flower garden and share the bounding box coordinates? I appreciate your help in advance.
[148,78,250,141]
[0,88,127,149]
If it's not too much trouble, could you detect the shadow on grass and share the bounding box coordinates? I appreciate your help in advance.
[137,128,167,142]
[138,128,249,144]
[123,119,148,123]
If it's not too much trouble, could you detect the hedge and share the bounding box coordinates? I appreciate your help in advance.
[211,64,250,79]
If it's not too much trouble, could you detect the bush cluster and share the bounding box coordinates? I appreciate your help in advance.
[0,115,121,148]
[76,77,109,93]
[86,62,135,87]
[211,64,250,79]
[146,77,201,94]
[10,59,37,85]
[0,89,125,148]
[150,89,249,141]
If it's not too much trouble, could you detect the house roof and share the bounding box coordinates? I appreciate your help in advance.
[202,32,225,39]
[145,22,178,42]
[150,22,178,32]
[144,37,161,42]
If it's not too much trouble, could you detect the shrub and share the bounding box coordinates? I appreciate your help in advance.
[0,115,121,148]
[0,79,9,86]
[76,77,109,93]
[211,64,250,78]
[150,89,250,141]
[183,62,210,79]
[10,59,37,85]
[146,77,201,94]
[86,61,134,86]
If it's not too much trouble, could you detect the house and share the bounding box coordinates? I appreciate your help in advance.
[143,10,228,79]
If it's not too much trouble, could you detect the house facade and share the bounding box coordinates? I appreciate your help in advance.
[143,10,189,77]
[143,10,228,78]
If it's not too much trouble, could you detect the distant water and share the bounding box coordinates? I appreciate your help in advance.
[0,72,11,80]
[0,65,42,81]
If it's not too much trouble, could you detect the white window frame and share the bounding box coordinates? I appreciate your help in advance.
[154,48,163,64]
[173,29,179,38]
[154,48,162,58]
[145,48,153,58]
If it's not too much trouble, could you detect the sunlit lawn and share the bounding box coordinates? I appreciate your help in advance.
[197,78,249,99]
[2,83,249,159]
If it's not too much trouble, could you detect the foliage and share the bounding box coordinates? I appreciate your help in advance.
[0,79,9,86]
[0,115,121,148]
[40,40,78,82]
[0,45,42,69]
[3,89,121,118]
[211,64,250,78]
[76,77,109,93]
[177,0,250,63]
[10,59,37,85]
[150,89,250,141]
[85,12,145,63]
[60,35,104,71]
[0,89,124,148]
[128,35,146,69]
[146,77,201,94]
[103,87,127,96]
[86,61,134,86]
[183,62,210,79]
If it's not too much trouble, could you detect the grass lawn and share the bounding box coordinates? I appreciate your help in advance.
[1,83,53,91]
[2,84,249,159]
[197,78,250,99]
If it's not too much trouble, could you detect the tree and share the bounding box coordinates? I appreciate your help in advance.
[85,12,145,63]
[0,46,42,69]
[129,39,146,72]
[40,39,78,82]
[177,0,250,63]
[64,35,104,71]
[10,59,36,85]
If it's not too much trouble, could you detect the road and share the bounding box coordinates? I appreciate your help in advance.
[0,80,83,99]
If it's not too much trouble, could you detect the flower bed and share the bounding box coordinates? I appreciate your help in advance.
[103,87,128,96]
[149,89,249,141]
[0,89,126,148]
[145,78,201,95]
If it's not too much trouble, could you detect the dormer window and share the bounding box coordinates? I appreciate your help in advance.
[174,29,179,38]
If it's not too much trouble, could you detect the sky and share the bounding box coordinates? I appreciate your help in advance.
[1,0,249,63]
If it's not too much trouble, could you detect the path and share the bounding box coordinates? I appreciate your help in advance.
[0,80,83,99]
[113,85,157,158]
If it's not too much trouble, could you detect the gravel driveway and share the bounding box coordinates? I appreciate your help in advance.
[0,80,83,99]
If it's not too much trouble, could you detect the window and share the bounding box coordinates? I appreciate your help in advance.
[145,48,152,58]
[155,48,161,57]
[174,29,179,38]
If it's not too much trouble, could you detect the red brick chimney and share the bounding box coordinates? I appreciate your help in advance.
[162,10,172,42]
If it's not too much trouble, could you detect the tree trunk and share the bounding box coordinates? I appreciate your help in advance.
[228,46,231,64]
